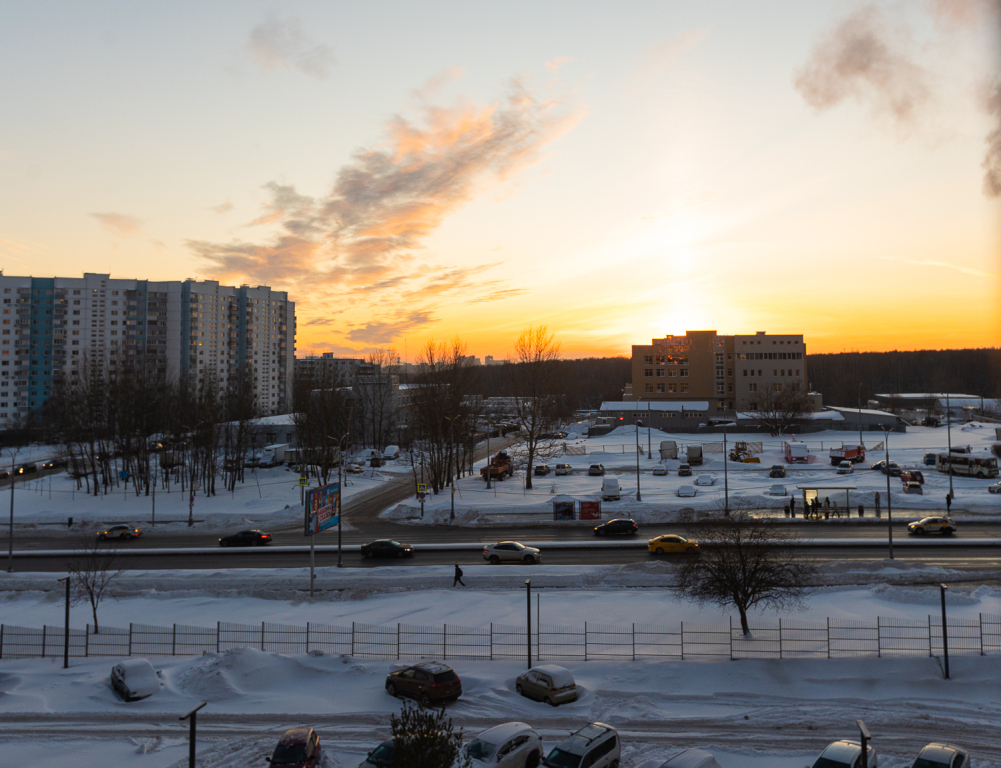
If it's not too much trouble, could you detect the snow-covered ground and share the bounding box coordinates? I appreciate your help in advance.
[383,423,1001,525]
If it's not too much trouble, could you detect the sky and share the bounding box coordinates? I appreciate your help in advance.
[0,0,999,360]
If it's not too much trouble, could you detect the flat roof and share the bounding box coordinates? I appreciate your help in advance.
[601,401,710,412]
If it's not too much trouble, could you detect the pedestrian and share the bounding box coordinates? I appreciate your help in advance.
[946,493,952,513]
[789,496,796,517]
[453,563,465,587]
[874,491,881,516]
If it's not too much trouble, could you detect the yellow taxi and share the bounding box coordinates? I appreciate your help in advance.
[907,517,956,536]
[647,534,699,555]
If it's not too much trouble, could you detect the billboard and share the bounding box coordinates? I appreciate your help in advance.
[579,501,601,520]
[305,482,340,536]
[553,500,575,521]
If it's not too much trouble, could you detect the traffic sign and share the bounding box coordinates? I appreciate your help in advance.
[417,482,427,494]
[298,476,308,487]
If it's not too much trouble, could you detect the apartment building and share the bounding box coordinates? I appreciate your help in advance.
[0,273,295,427]
[629,330,809,416]
[294,353,364,383]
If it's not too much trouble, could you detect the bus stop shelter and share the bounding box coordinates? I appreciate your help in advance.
[795,485,857,516]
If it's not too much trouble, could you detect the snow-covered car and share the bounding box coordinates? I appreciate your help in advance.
[554,463,573,476]
[652,465,668,476]
[515,664,578,705]
[836,461,854,475]
[345,463,365,474]
[694,475,714,486]
[637,748,722,768]
[268,726,322,768]
[110,658,160,702]
[768,485,788,496]
[990,481,1001,494]
[467,722,543,768]
[910,743,969,768]
[587,464,605,476]
[810,740,877,768]
[543,723,620,768]
[483,541,541,564]
[902,481,924,495]
[676,485,696,498]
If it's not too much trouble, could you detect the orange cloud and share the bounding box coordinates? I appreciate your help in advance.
[90,212,142,237]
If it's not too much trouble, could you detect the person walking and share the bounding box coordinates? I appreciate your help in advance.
[453,563,465,587]
[946,493,952,514]
[874,491,881,517]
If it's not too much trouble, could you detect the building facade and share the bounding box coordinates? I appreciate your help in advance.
[0,273,295,427]
[294,353,364,383]
[629,330,809,416]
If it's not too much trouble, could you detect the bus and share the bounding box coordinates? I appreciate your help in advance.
[935,453,999,479]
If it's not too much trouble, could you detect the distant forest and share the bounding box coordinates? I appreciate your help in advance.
[469,357,631,411]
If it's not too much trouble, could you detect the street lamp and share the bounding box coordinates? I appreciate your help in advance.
[444,414,458,521]
[525,579,532,669]
[857,382,863,451]
[940,583,950,680]
[722,420,730,516]
[945,392,954,500]
[647,402,652,460]
[6,446,18,573]
[58,575,71,669]
[485,418,492,490]
[882,427,894,560]
[634,420,642,502]
[327,430,351,569]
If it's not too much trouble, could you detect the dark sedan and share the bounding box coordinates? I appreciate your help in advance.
[361,539,414,559]
[41,458,68,470]
[218,529,272,547]
[14,463,37,475]
[594,518,638,536]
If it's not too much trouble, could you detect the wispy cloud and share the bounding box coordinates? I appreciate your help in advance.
[983,80,1001,198]
[208,201,234,214]
[249,15,335,79]
[466,288,527,303]
[879,255,1001,278]
[90,212,142,237]
[345,310,435,343]
[633,29,709,91]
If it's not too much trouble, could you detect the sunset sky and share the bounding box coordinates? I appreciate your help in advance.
[1,1,998,359]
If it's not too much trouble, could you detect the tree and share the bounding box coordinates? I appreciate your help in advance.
[747,384,811,435]
[509,325,563,490]
[389,701,471,768]
[674,510,817,636]
[356,347,400,450]
[66,525,124,634]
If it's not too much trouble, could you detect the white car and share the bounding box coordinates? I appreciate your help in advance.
[768,485,788,496]
[637,749,723,768]
[911,743,969,768]
[467,722,543,768]
[110,659,160,702]
[989,481,1001,494]
[652,465,668,476]
[554,463,573,476]
[544,723,620,768]
[810,740,877,768]
[694,475,714,486]
[676,485,696,498]
[483,541,541,564]
[836,461,854,475]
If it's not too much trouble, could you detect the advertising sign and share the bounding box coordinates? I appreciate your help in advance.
[553,500,575,521]
[305,483,340,536]
[579,501,602,520]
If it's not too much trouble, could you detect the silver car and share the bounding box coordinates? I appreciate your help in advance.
[482,541,541,564]
[811,740,877,768]
[516,664,578,705]
[911,743,969,768]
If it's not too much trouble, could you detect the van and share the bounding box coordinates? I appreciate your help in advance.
[260,444,289,467]
[554,463,573,476]
[601,477,620,501]
[382,445,400,460]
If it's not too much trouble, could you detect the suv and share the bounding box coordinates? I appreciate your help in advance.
[385,661,461,707]
[467,723,543,768]
[911,743,969,768]
[587,464,605,476]
[268,727,322,767]
[543,723,620,768]
[483,541,542,564]
[871,460,901,477]
[769,465,786,478]
[534,464,551,476]
[554,463,573,476]
[677,463,692,477]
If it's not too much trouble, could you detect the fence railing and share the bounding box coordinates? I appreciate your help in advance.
[3,613,999,662]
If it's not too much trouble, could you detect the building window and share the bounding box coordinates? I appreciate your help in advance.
[656,383,665,393]
[716,384,725,395]
[644,368,653,377]
[717,400,726,409]
[644,355,653,364]
[749,383,757,392]
[774,383,782,392]
[645,384,653,393]
[669,369,677,377]
[680,383,689,393]
[656,369,665,377]
[680,369,688,377]
[655,355,664,364]
[727,383,733,393]
[727,369,732,377]
[668,383,677,393]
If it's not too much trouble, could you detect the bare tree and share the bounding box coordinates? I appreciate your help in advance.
[509,325,563,490]
[356,347,400,450]
[66,525,124,634]
[389,701,471,768]
[674,510,817,636]
[747,384,811,435]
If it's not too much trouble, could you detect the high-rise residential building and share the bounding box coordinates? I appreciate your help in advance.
[628,330,811,416]
[294,353,364,383]
[0,273,295,427]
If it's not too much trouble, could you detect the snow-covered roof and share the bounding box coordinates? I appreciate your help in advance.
[601,401,710,413]
[736,410,844,421]
[253,413,296,426]
[825,406,897,418]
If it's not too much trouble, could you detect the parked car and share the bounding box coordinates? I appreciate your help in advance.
[587,464,605,476]
[652,465,668,476]
[555,463,573,476]
[594,518,637,536]
[355,739,395,768]
[694,474,715,486]
[543,723,620,768]
[647,534,699,555]
[768,485,788,496]
[385,661,461,707]
[809,740,877,768]
[361,539,414,559]
[218,529,273,546]
[97,524,143,540]
[677,463,692,477]
[657,749,723,768]
[267,727,322,767]
[0,469,8,480]
[910,743,969,768]
[382,445,400,460]
[14,463,37,475]
[900,470,925,484]
[908,517,956,535]
[515,665,578,706]
[534,463,551,476]
[600,477,621,501]
[110,658,160,702]
[40,458,67,470]
[871,460,902,477]
[903,481,924,495]
[923,452,938,466]
[483,541,541,564]
[676,485,696,498]
[836,461,854,475]
[346,462,365,473]
[990,480,1001,494]
[467,722,543,768]
[769,465,786,478]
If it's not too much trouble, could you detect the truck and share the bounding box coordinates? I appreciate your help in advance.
[829,444,866,465]
[686,445,703,466]
[659,440,678,460]
[480,451,514,481]
[784,441,810,464]
[260,444,290,467]
[601,477,621,501]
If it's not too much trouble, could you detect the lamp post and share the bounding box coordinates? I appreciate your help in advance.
[940,583,950,680]
[445,414,458,521]
[722,420,730,516]
[6,447,18,573]
[857,382,863,450]
[634,420,642,502]
[485,418,492,490]
[945,392,954,500]
[58,575,70,669]
[647,402,652,460]
[856,720,871,768]
[525,579,532,669]
[882,427,893,560]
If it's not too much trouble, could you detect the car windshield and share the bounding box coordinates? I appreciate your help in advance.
[271,743,308,764]
[467,740,496,759]
[368,743,394,764]
[389,541,402,546]
[912,759,951,768]
[433,671,457,682]
[544,748,582,768]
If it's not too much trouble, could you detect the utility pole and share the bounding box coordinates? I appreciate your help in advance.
[647,402,652,459]
[884,428,893,560]
[7,447,17,573]
[940,583,950,679]
[722,421,729,516]
[59,575,70,669]
[525,579,532,669]
[945,392,954,499]
[485,418,492,490]
[634,420,642,502]
[857,382,863,450]
[446,415,457,521]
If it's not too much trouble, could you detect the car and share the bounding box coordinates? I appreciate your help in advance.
[694,474,715,486]
[600,477,621,501]
[923,452,938,466]
[361,539,414,559]
[871,460,902,477]
[769,484,788,496]
[594,518,638,536]
[554,463,573,476]
[385,661,461,707]
[903,481,924,495]
[355,738,395,767]
[769,465,786,478]
[267,727,322,767]
[910,742,969,768]
[40,458,67,470]
[515,665,578,706]
[648,534,699,555]
[0,469,8,480]
[110,658,160,702]
[676,485,696,498]
[97,524,143,540]
[218,529,273,546]
[467,722,544,768]
[534,463,551,476]
[483,541,542,564]
[908,517,956,535]
[990,481,1001,494]
[587,464,605,476]
[14,463,37,475]
[652,465,668,476]
[809,739,877,768]
[900,470,925,484]
[654,749,723,768]
[346,462,365,473]
[836,461,854,475]
[543,722,620,768]
[677,463,692,477]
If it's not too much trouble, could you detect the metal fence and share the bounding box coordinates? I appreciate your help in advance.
[2,613,999,662]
